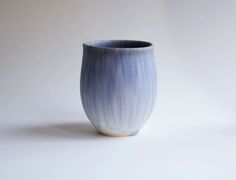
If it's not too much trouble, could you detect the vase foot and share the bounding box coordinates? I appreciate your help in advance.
[97,130,139,137]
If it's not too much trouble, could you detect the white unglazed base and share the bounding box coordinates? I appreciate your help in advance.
[97,130,139,137]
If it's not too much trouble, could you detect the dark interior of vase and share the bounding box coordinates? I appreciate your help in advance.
[87,40,152,48]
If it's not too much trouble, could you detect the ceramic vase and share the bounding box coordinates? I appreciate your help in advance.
[80,40,157,137]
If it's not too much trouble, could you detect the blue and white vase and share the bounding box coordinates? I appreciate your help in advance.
[80,40,157,137]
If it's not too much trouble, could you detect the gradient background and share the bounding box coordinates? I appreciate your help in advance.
[1,0,236,179]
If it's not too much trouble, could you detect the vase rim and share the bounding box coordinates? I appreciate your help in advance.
[83,40,153,51]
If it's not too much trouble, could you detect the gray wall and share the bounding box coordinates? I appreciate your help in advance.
[1,0,236,128]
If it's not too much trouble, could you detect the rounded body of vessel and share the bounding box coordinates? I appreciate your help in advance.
[80,40,157,137]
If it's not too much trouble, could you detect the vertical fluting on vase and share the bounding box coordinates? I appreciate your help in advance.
[80,40,157,137]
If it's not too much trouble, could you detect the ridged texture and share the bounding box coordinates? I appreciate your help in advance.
[80,41,157,136]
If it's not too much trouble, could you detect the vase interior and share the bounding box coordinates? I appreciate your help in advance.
[84,40,152,49]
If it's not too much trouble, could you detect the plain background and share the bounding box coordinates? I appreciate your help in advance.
[1,0,236,179]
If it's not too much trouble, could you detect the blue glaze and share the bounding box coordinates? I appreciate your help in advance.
[80,40,157,136]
